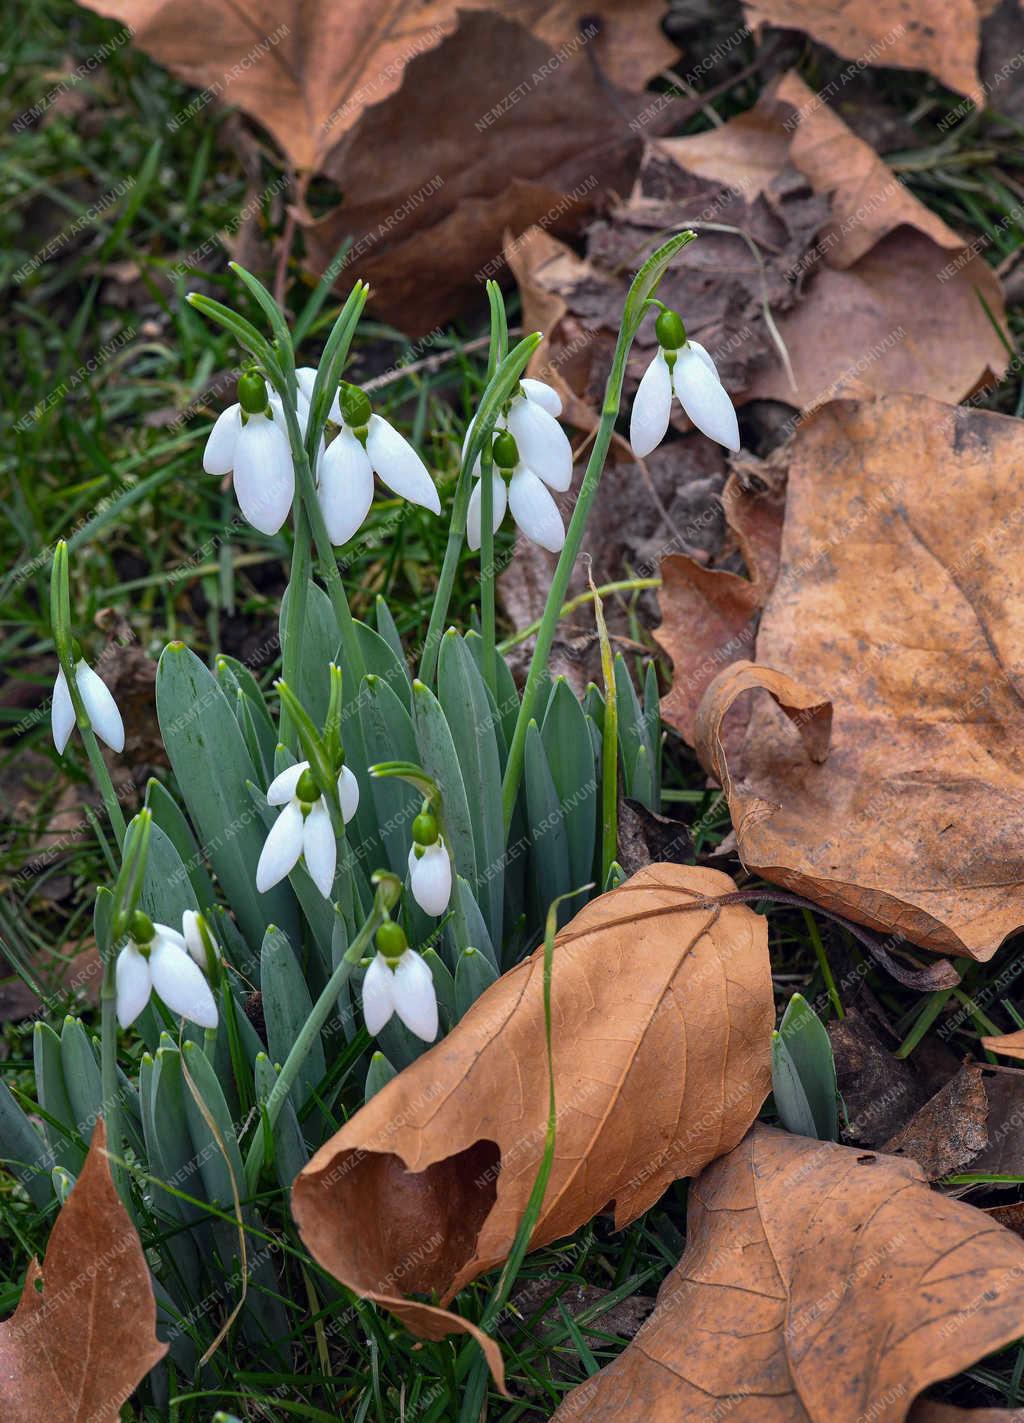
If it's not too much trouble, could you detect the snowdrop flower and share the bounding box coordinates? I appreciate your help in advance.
[316,381,441,546]
[181,908,215,972]
[407,810,452,917]
[467,429,567,555]
[115,911,218,1030]
[203,370,295,535]
[361,920,438,1042]
[256,760,359,899]
[630,308,739,456]
[51,651,124,756]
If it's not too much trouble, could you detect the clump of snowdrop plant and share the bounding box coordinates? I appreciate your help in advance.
[9,231,736,1382]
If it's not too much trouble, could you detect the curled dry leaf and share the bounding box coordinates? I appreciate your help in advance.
[0,1120,166,1422]
[552,1124,1024,1422]
[656,464,786,748]
[293,864,773,1369]
[693,394,1024,960]
[741,0,985,103]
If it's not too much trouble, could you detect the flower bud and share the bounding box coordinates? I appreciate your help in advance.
[295,768,319,805]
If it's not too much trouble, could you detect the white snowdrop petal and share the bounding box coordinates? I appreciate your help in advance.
[318,430,375,546]
[338,765,360,824]
[295,367,317,402]
[686,340,720,379]
[181,910,206,966]
[629,351,673,458]
[507,398,573,492]
[152,923,187,950]
[466,473,507,551]
[267,759,309,806]
[203,404,242,476]
[520,377,563,417]
[115,945,151,1029]
[233,414,295,535]
[410,841,452,917]
[256,800,305,892]
[51,666,75,754]
[75,661,125,753]
[361,954,395,1036]
[393,950,439,1042]
[149,937,218,1029]
[303,798,337,899]
[672,348,740,452]
[508,468,565,553]
[366,415,441,513]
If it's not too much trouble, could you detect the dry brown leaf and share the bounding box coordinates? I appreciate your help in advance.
[741,0,985,103]
[77,0,675,333]
[0,1121,166,1422]
[665,71,1006,410]
[692,394,1024,960]
[982,1031,1024,1061]
[77,0,672,170]
[656,467,786,747]
[552,1124,1024,1422]
[882,1063,989,1180]
[515,72,1005,425]
[293,863,773,1365]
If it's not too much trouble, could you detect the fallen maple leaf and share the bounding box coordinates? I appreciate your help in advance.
[552,1124,1024,1422]
[293,864,773,1363]
[692,393,1024,960]
[0,1121,167,1422]
[741,0,985,104]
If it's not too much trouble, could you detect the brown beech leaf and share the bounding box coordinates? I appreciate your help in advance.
[76,0,673,171]
[516,71,1005,426]
[666,70,1006,410]
[293,864,773,1365]
[552,1124,1024,1423]
[741,0,985,102]
[693,394,1024,960]
[0,1121,166,1422]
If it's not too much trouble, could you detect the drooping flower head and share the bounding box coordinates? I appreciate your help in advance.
[314,378,441,546]
[203,370,296,535]
[256,759,359,900]
[407,808,452,917]
[361,919,438,1042]
[467,377,574,555]
[630,307,739,458]
[115,910,218,1030]
[51,643,125,756]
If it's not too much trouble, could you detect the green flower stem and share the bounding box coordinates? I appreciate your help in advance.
[100,958,126,1201]
[500,231,696,828]
[79,720,127,846]
[242,903,383,1194]
[500,390,624,829]
[277,401,366,687]
[419,458,473,686]
[280,498,311,750]
[497,577,662,652]
[479,442,497,697]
